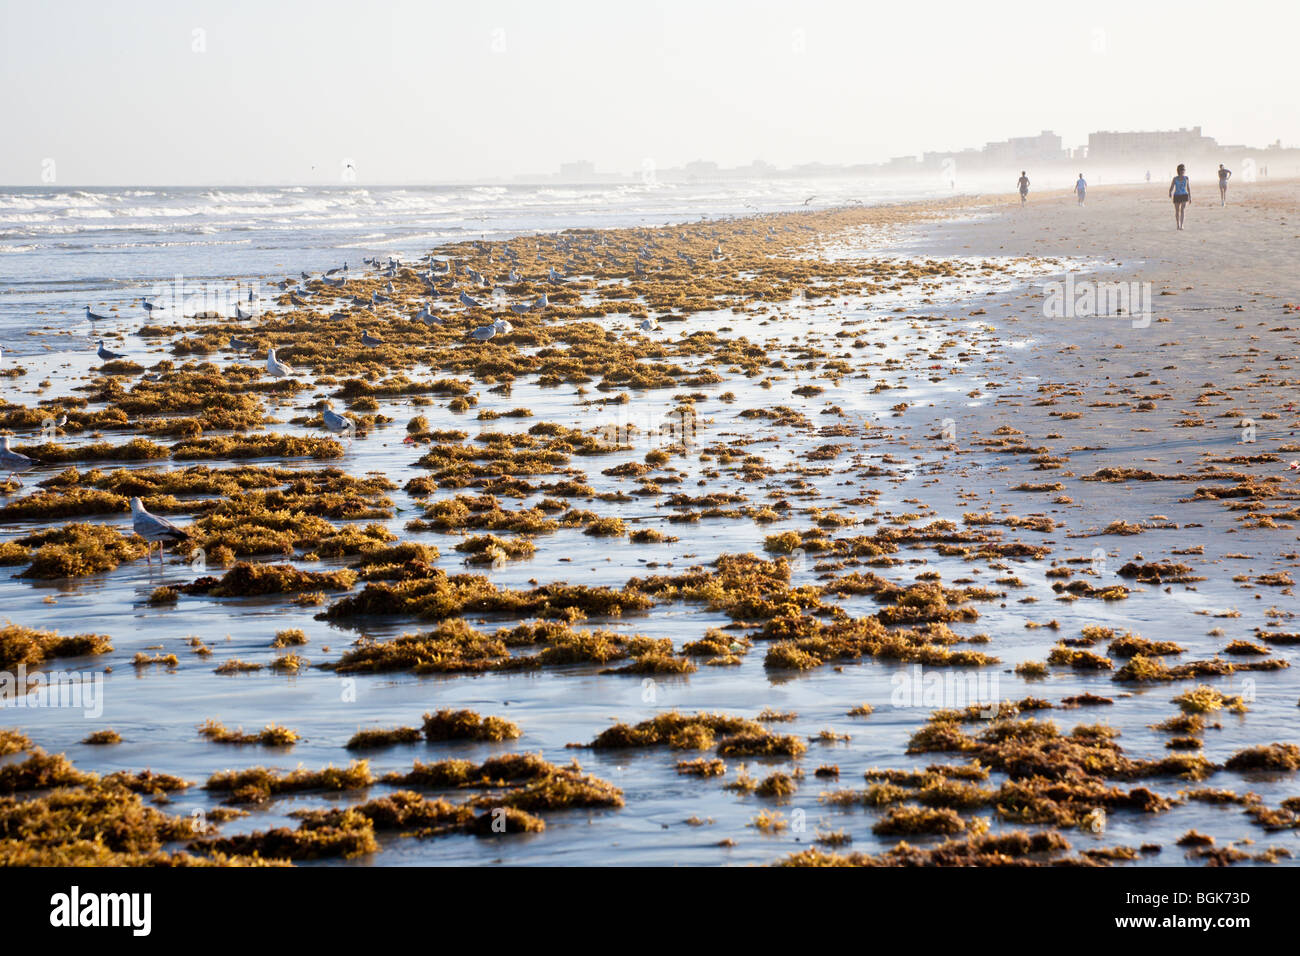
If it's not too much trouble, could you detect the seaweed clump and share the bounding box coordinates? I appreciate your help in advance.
[776,830,1072,867]
[16,523,146,579]
[198,720,299,747]
[182,562,356,597]
[421,708,521,742]
[0,623,112,670]
[204,760,376,805]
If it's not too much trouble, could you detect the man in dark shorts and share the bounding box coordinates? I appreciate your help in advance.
[1017,171,1030,206]
[1218,164,1232,205]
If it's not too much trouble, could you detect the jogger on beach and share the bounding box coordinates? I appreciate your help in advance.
[1218,164,1232,205]
[1075,174,1087,205]
[1169,164,1191,230]
[1017,171,1030,206]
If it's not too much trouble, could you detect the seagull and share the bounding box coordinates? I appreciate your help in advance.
[266,347,294,378]
[492,318,513,335]
[639,318,659,332]
[235,304,254,320]
[321,407,352,435]
[459,292,482,308]
[142,299,162,314]
[371,291,391,304]
[0,436,37,487]
[469,325,496,342]
[228,336,254,350]
[130,497,190,566]
[414,303,440,325]
[85,305,109,321]
[96,339,125,360]
[360,330,384,347]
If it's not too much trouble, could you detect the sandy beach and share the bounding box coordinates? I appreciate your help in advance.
[2,178,1299,867]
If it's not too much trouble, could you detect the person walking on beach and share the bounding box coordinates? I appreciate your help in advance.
[1217,164,1232,205]
[1169,163,1191,230]
[1075,173,1087,205]
[1017,171,1030,206]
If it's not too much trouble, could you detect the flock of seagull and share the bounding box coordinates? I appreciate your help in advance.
[77,250,606,368]
[7,238,694,566]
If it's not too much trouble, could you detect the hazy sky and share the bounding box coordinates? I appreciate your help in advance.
[3,0,1297,184]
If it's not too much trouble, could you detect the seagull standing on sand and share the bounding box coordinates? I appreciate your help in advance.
[86,305,109,321]
[469,325,496,342]
[266,347,294,378]
[492,318,512,335]
[0,436,37,487]
[130,497,190,566]
[360,330,384,347]
[459,291,482,308]
[96,340,126,361]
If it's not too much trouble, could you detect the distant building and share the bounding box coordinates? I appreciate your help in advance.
[982,130,1067,165]
[557,160,598,181]
[681,160,720,178]
[885,155,921,170]
[1087,126,1218,161]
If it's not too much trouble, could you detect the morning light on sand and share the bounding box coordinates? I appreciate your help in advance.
[0,0,1296,936]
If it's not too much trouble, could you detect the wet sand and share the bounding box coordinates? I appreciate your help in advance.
[2,182,1299,866]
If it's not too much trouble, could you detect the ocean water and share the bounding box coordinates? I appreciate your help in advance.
[0,177,961,333]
